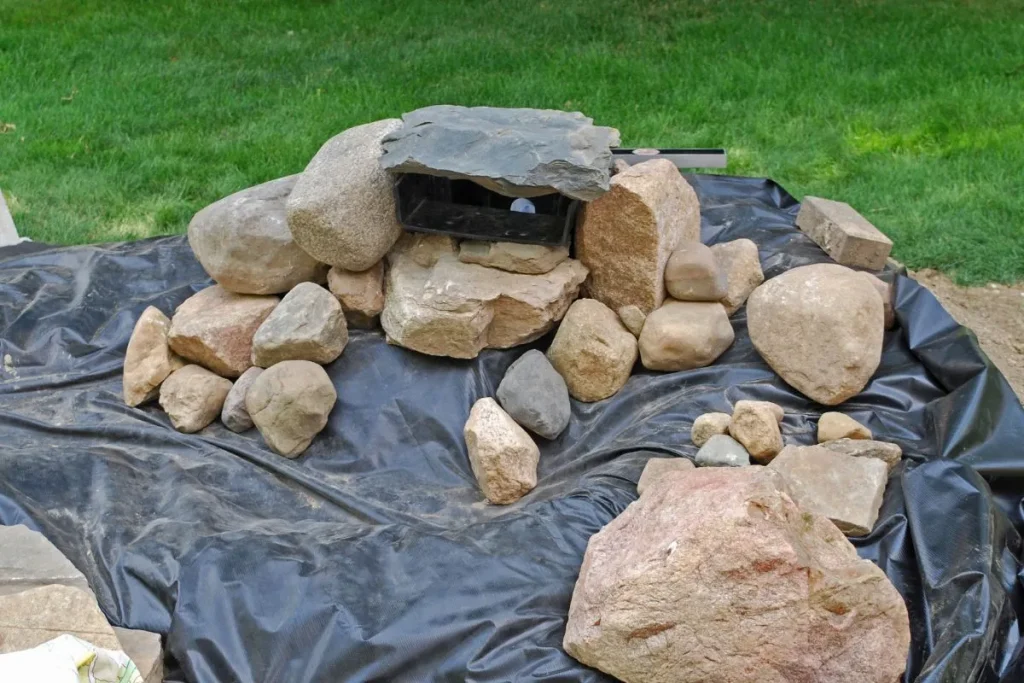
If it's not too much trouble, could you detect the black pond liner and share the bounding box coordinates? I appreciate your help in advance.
[1,175,1022,683]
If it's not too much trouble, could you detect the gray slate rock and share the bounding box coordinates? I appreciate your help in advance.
[496,350,571,439]
[380,105,621,201]
[221,366,263,432]
[695,434,751,467]
[251,282,348,367]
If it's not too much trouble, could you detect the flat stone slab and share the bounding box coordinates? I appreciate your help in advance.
[380,105,620,201]
[796,196,893,270]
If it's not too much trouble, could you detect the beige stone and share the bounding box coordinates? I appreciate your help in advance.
[616,305,646,337]
[729,399,784,463]
[381,248,587,359]
[577,159,700,314]
[818,412,872,442]
[796,196,893,270]
[710,239,764,315]
[547,299,638,402]
[159,365,232,433]
[168,285,278,378]
[636,457,694,495]
[860,271,896,329]
[221,366,263,433]
[458,241,569,275]
[820,438,903,471]
[186,175,328,295]
[638,300,734,371]
[387,232,457,268]
[747,264,884,405]
[123,306,185,407]
[251,282,347,367]
[612,158,631,174]
[563,466,911,683]
[327,262,385,328]
[287,119,404,271]
[690,412,731,447]
[664,243,726,301]
[0,585,122,653]
[770,444,889,536]
[246,360,337,457]
[463,398,540,504]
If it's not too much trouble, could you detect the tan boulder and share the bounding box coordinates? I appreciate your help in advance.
[381,247,587,359]
[690,412,731,447]
[770,444,889,535]
[818,411,872,442]
[563,466,911,683]
[729,399,784,463]
[388,232,457,268]
[463,398,540,504]
[547,299,638,402]
[246,360,337,458]
[577,159,700,314]
[820,438,903,471]
[168,285,278,378]
[747,264,884,405]
[458,241,568,275]
[158,364,233,433]
[616,305,646,337]
[638,300,734,371]
[251,282,347,367]
[664,243,726,301]
[327,262,385,328]
[860,272,896,329]
[710,239,763,314]
[123,306,185,407]
[636,457,694,495]
[287,119,404,271]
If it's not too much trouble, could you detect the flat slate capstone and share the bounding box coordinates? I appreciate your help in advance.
[379,105,621,201]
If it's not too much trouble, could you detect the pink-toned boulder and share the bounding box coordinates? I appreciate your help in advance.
[636,457,694,495]
[123,306,185,406]
[563,466,911,683]
[327,262,385,328]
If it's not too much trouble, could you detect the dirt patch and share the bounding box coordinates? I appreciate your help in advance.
[912,269,1024,402]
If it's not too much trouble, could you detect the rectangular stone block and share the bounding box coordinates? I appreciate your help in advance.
[795,196,893,270]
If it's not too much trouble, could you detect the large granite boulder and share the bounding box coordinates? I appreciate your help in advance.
[287,119,404,271]
[379,105,620,200]
[636,457,694,496]
[246,360,337,458]
[547,299,637,402]
[463,397,540,504]
[563,467,911,683]
[123,306,185,406]
[187,175,327,295]
[748,264,884,405]
[167,285,278,378]
[637,300,733,371]
[577,159,701,315]
[496,349,571,440]
[251,283,348,367]
[159,364,233,433]
[381,244,587,359]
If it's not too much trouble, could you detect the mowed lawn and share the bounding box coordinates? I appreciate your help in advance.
[1,0,1022,284]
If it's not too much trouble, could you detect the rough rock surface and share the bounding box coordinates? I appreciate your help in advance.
[796,196,893,270]
[638,300,734,371]
[327,262,385,328]
[246,360,337,458]
[770,444,890,535]
[691,412,732,447]
[496,350,571,439]
[458,241,569,274]
[664,243,727,301]
[463,398,540,504]
[381,246,587,359]
[547,299,638,402]
[158,364,233,433]
[563,466,911,683]
[287,119,404,271]
[729,400,784,463]
[389,232,457,268]
[861,272,896,329]
[748,264,884,405]
[187,175,327,295]
[123,306,184,406]
[221,366,263,433]
[379,105,620,201]
[818,412,872,442]
[251,282,347,367]
[167,285,278,378]
[820,438,903,471]
[577,159,701,314]
[616,305,646,337]
[710,239,764,315]
[636,457,694,495]
[695,434,750,467]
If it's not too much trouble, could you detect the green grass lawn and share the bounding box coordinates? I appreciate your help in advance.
[1,0,1022,284]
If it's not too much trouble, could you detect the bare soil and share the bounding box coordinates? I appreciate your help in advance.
[913,269,1024,402]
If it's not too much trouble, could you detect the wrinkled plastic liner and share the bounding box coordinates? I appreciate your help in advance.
[1,175,1023,683]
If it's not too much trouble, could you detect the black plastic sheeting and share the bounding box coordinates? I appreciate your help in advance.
[2,175,1024,683]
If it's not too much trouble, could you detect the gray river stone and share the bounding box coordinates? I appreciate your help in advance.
[695,434,751,467]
